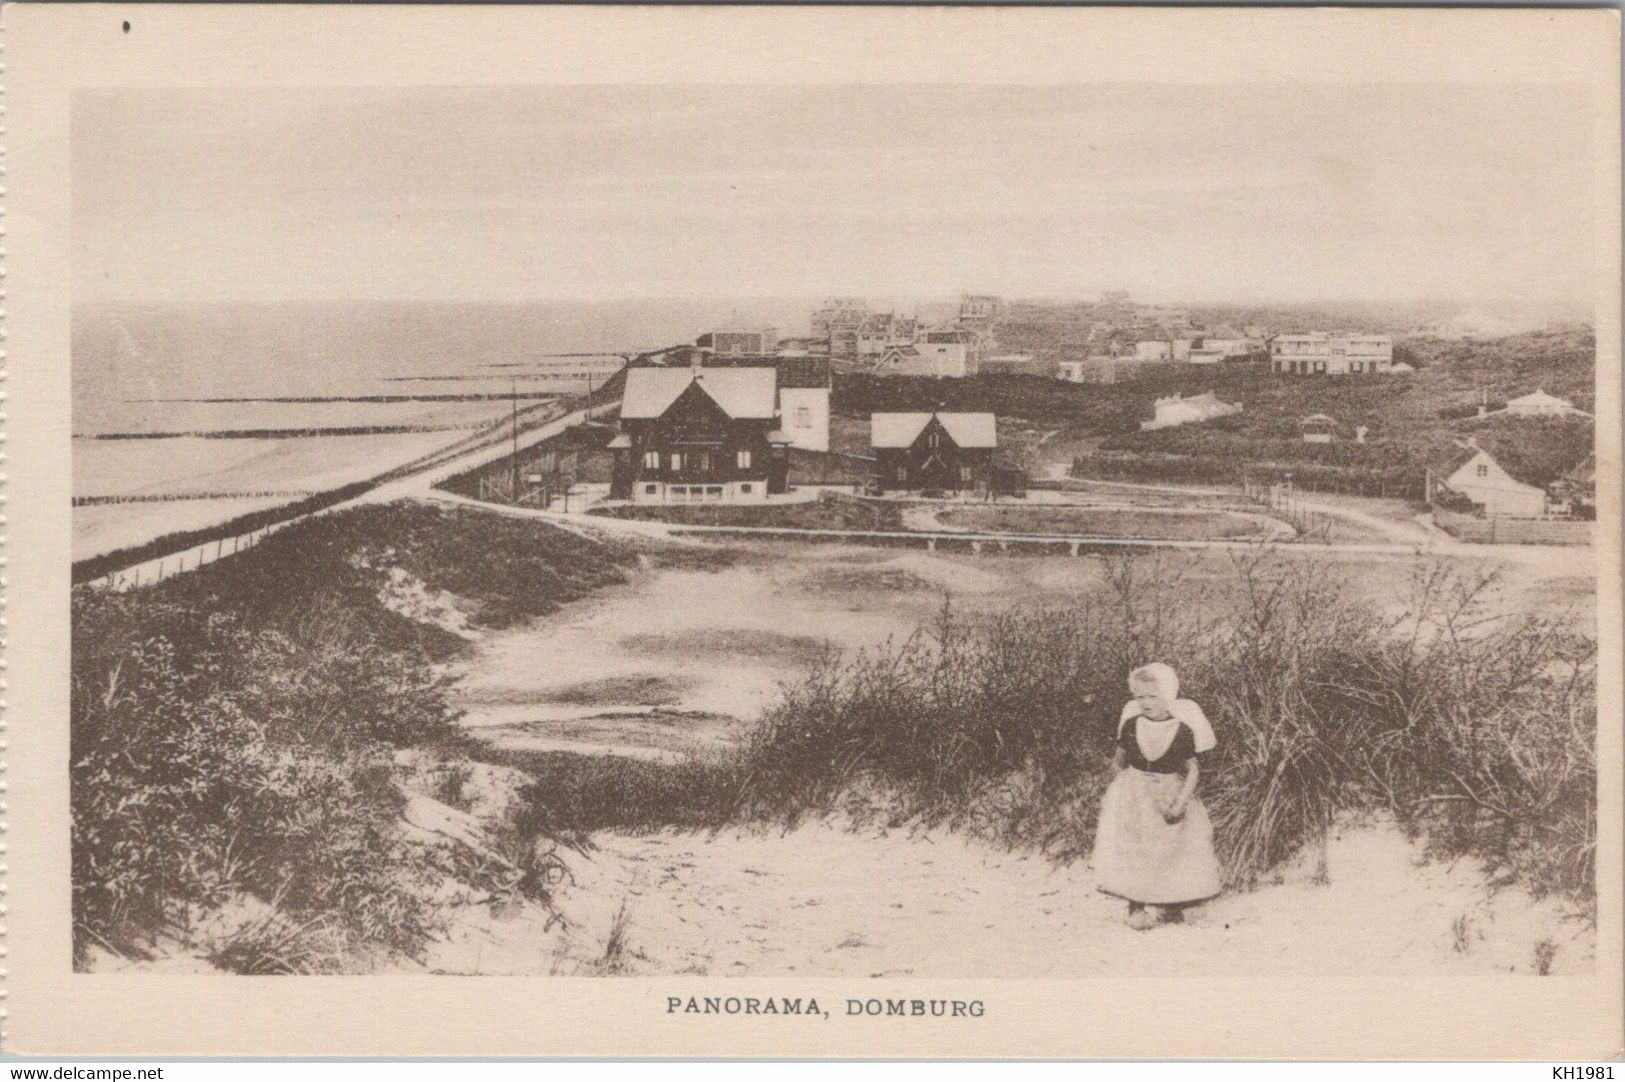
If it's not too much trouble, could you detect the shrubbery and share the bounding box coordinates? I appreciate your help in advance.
[71,502,641,969]
[732,553,1596,897]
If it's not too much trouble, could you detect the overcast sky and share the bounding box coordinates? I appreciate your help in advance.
[72,84,1597,306]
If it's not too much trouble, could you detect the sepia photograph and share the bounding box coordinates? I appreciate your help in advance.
[5,2,1620,1061]
[67,78,1604,979]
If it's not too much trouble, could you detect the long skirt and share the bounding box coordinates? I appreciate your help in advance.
[1092,767,1222,905]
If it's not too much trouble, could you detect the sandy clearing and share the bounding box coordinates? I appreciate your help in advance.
[424,819,1594,978]
[454,549,953,755]
[452,540,1595,757]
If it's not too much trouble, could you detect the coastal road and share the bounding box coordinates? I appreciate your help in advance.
[419,488,1589,568]
[83,399,617,590]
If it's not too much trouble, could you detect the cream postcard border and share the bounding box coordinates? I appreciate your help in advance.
[4,4,1620,1059]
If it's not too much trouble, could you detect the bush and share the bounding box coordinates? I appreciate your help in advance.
[71,591,456,967]
[734,553,1596,897]
[71,502,640,968]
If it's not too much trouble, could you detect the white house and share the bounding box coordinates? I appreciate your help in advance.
[1141,392,1240,431]
[1502,389,1589,418]
[876,329,980,378]
[1271,333,1394,375]
[1300,414,1337,443]
[773,358,832,453]
[1434,440,1548,518]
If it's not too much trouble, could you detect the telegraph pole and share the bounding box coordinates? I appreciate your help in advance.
[510,378,520,502]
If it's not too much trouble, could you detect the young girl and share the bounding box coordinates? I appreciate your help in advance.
[1092,662,1222,929]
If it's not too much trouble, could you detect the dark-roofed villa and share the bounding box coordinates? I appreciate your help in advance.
[609,364,791,503]
[870,410,998,494]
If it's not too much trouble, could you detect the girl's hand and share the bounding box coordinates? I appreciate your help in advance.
[1162,801,1187,823]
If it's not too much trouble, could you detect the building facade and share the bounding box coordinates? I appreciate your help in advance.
[696,327,779,356]
[1435,442,1548,518]
[913,328,982,378]
[1271,333,1394,375]
[1299,414,1338,443]
[609,366,790,503]
[869,411,998,493]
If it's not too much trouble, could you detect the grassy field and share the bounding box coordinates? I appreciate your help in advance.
[934,505,1274,540]
[832,329,1596,484]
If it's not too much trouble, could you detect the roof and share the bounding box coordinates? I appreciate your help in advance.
[870,411,998,449]
[621,367,778,420]
[1507,389,1574,408]
[605,433,633,449]
[1427,439,1546,490]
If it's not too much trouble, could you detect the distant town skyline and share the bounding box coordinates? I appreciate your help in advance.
[73,84,1598,309]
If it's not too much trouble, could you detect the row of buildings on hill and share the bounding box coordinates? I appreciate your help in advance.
[1058,331,1403,385]
[703,296,1036,380]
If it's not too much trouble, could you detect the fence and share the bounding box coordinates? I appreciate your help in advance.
[1430,506,1594,546]
[1239,476,1339,543]
[83,518,299,591]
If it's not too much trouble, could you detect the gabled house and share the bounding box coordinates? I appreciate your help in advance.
[1427,439,1548,519]
[869,411,998,494]
[608,365,790,503]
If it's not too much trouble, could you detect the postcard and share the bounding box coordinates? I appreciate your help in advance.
[3,3,1620,1059]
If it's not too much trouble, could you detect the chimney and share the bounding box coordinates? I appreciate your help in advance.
[1477,405,1487,418]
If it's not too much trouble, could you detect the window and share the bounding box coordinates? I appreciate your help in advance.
[1476,465,1488,478]
[706,486,723,500]
[737,450,752,469]
[960,465,971,481]
[794,407,811,429]
[740,483,753,494]
[644,483,658,495]
[670,453,684,471]
[896,467,908,482]
[643,451,660,470]
[695,452,711,472]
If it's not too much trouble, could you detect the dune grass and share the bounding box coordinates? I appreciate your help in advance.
[718,552,1595,898]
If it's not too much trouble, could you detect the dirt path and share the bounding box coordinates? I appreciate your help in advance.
[1294,498,1437,544]
[426,820,1594,977]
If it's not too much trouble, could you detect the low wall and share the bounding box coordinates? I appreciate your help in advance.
[1431,507,1593,546]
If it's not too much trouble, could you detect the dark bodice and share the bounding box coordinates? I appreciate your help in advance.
[1116,716,1197,774]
